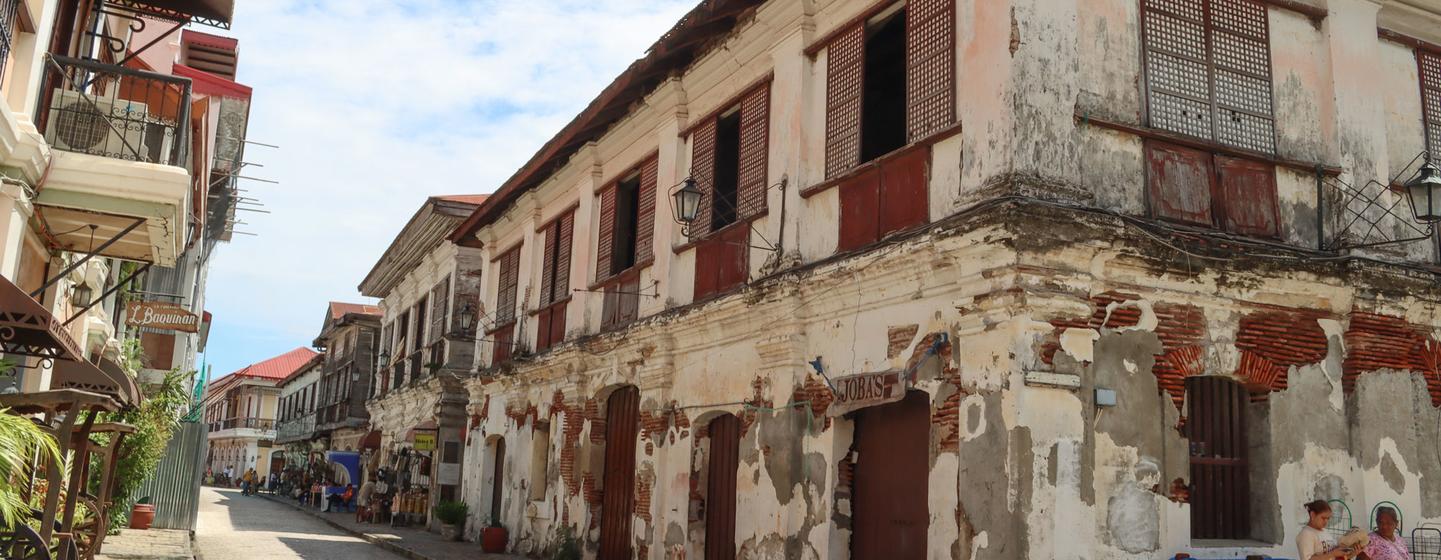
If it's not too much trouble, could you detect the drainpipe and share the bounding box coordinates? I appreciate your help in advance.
[1316,166,1325,251]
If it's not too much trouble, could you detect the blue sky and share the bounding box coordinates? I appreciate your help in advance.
[200,0,695,379]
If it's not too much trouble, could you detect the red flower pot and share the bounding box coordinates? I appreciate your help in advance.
[480,526,508,553]
[129,504,156,530]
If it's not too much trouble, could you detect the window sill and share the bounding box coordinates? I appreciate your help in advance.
[801,122,963,199]
[589,261,650,291]
[1074,112,1343,177]
[671,212,764,255]
[527,297,571,317]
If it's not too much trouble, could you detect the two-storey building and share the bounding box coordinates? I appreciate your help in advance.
[275,353,324,469]
[204,347,318,480]
[360,194,486,528]
[440,0,1441,558]
[312,302,380,452]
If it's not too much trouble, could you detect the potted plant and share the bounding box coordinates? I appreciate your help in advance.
[432,500,468,541]
[481,518,509,553]
[129,496,155,530]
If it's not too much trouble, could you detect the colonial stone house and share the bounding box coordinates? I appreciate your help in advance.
[430,0,1441,558]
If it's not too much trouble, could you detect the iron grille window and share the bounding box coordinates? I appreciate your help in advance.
[823,0,955,179]
[0,0,19,90]
[1141,0,1276,154]
[688,84,770,238]
[1419,50,1441,158]
[494,246,521,325]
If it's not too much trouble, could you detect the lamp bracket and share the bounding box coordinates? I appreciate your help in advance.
[1323,151,1437,251]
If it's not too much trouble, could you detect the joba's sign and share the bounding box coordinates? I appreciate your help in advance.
[827,369,905,416]
[125,301,200,333]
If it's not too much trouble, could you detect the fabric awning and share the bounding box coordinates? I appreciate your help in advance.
[50,356,139,407]
[119,0,233,27]
[0,275,82,364]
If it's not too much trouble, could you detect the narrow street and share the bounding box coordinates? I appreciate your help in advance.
[195,487,401,560]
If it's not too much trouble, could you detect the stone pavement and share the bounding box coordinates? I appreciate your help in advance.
[196,486,410,560]
[256,491,526,560]
[95,528,192,560]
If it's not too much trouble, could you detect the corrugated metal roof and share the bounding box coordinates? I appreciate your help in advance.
[220,347,319,381]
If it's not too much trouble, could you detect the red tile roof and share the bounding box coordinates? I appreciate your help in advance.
[227,347,319,381]
[329,301,381,320]
[434,194,488,205]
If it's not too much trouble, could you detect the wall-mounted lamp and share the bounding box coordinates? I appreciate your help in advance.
[457,302,477,333]
[669,177,703,237]
[1406,160,1441,224]
[70,282,92,307]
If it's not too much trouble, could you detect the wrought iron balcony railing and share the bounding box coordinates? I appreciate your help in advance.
[36,55,191,167]
[218,417,276,431]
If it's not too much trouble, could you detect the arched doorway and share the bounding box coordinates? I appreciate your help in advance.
[1186,375,1250,539]
[852,390,930,559]
[704,414,740,560]
[598,386,640,559]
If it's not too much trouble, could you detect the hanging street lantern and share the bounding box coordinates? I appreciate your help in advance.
[70,282,92,307]
[671,177,703,229]
[1406,161,1441,224]
[458,302,476,333]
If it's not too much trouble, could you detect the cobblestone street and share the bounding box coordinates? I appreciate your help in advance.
[195,487,404,560]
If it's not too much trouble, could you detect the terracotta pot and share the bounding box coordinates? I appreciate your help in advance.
[480,526,508,553]
[129,503,156,530]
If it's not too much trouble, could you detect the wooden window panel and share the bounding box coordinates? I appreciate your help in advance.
[555,212,574,303]
[906,0,956,142]
[540,220,558,306]
[1146,141,1215,226]
[492,323,514,364]
[714,226,749,294]
[691,119,718,237]
[838,167,883,252]
[736,86,771,219]
[1186,375,1250,540]
[879,148,930,236]
[535,309,553,352]
[825,24,865,179]
[596,186,616,281]
[1420,50,1441,159]
[636,157,658,263]
[495,248,521,325]
[547,304,566,349]
[1210,0,1274,153]
[694,236,721,301]
[1214,155,1278,237]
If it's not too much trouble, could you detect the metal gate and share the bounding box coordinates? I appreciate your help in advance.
[134,420,208,530]
[598,386,639,559]
[704,414,740,560]
[1186,375,1250,540]
[852,390,929,559]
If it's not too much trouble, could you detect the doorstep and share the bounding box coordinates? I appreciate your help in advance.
[258,494,525,560]
[94,528,193,560]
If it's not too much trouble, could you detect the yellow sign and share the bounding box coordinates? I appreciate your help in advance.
[413,433,436,451]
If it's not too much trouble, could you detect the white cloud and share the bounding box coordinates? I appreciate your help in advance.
[201,0,694,375]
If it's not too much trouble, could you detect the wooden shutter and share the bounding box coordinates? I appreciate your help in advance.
[736,86,770,219]
[636,156,658,261]
[431,279,448,342]
[1142,0,1213,141]
[1420,50,1441,158]
[540,221,558,307]
[1146,141,1215,226]
[596,186,616,280]
[691,119,718,237]
[598,387,640,559]
[825,24,865,179]
[906,0,956,141]
[1209,0,1274,153]
[553,212,573,303]
[496,248,520,324]
[1214,155,1278,237]
[838,168,882,252]
[703,414,740,560]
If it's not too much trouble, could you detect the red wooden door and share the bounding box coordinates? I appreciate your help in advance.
[852,390,929,559]
[490,438,506,522]
[599,387,640,559]
[1186,376,1250,540]
[704,414,740,560]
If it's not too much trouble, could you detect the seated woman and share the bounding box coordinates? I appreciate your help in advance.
[1297,500,1357,559]
[1360,506,1410,560]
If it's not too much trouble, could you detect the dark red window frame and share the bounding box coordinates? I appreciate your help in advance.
[1145,139,1279,238]
[536,209,575,351]
[596,155,658,282]
[488,245,521,364]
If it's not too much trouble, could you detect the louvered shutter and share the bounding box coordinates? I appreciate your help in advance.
[825,24,865,179]
[1420,51,1441,157]
[596,186,616,280]
[540,222,557,306]
[1209,0,1274,153]
[691,119,718,237]
[496,249,519,324]
[906,0,956,141]
[554,212,573,303]
[636,157,658,260]
[737,86,770,218]
[431,279,448,341]
[1214,155,1278,237]
[1142,0,1214,141]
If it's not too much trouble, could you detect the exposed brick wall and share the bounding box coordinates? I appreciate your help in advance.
[791,375,835,430]
[888,324,920,359]
[933,387,964,453]
[505,401,538,429]
[1046,292,1205,408]
[1344,311,1441,405]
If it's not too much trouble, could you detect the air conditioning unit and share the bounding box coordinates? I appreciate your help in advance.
[48,88,177,165]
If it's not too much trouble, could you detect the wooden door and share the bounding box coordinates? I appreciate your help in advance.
[852,390,929,559]
[1186,375,1250,540]
[704,415,740,560]
[598,387,639,559]
[490,438,505,522]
